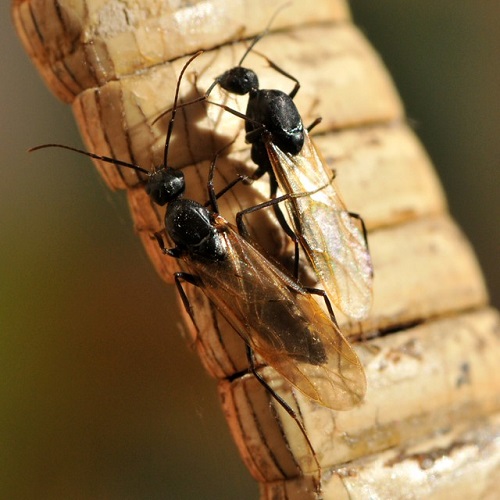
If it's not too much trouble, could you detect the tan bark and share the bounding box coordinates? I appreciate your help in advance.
[13,1,499,497]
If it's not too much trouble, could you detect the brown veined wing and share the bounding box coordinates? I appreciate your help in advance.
[265,131,373,321]
[186,214,366,410]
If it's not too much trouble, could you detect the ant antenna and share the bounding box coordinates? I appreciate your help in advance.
[236,2,291,67]
[163,51,204,169]
[28,143,150,176]
[154,4,291,122]
[205,2,291,97]
[30,53,205,180]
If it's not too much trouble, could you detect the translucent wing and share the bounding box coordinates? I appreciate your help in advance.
[266,131,373,320]
[188,217,366,410]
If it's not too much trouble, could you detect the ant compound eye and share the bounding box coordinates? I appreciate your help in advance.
[146,168,185,206]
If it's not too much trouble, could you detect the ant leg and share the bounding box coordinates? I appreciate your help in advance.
[206,144,227,212]
[206,139,248,212]
[153,231,182,260]
[248,164,267,181]
[253,52,300,98]
[235,192,296,239]
[273,202,301,280]
[206,175,248,210]
[152,232,204,340]
[303,286,338,326]
[269,177,301,280]
[236,175,334,278]
[245,125,268,144]
[153,231,167,251]
[245,345,322,490]
[235,186,301,278]
[268,58,300,98]
[307,117,322,133]
[303,286,358,407]
[173,272,203,332]
[205,99,263,129]
[203,100,270,149]
[348,212,370,252]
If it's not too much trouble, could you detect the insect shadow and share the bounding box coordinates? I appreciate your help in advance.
[31,51,367,491]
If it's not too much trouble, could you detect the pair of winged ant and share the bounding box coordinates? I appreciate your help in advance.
[32,21,372,490]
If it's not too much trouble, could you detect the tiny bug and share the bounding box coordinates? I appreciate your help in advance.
[209,45,373,321]
[32,52,366,490]
[152,153,365,493]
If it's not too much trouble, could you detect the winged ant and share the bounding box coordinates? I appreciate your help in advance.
[31,51,366,493]
[155,12,374,322]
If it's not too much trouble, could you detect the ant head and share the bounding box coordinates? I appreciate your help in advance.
[216,67,259,95]
[209,4,291,98]
[146,167,185,206]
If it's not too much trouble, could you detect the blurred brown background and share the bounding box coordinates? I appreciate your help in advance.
[1,2,498,499]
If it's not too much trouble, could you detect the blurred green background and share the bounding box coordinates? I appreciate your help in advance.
[1,2,498,499]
